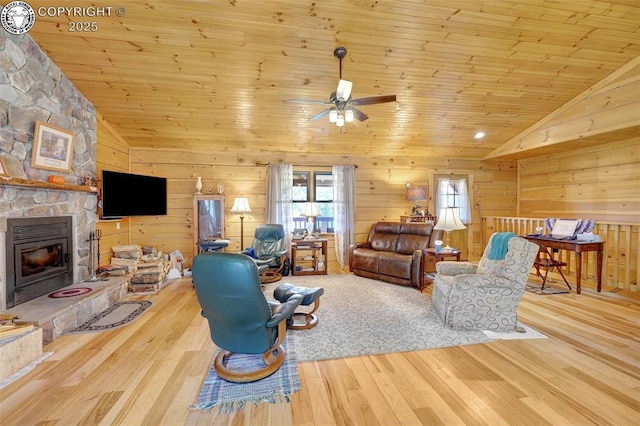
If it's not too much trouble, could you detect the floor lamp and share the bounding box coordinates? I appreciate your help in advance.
[231,197,252,250]
[434,207,466,251]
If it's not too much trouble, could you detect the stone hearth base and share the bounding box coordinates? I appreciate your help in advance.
[5,277,129,345]
[0,328,43,384]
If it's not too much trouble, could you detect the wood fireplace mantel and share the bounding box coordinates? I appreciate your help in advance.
[0,177,98,194]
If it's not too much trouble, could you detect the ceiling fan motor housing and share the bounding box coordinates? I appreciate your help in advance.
[334,47,347,60]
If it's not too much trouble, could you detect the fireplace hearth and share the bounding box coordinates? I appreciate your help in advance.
[5,216,74,308]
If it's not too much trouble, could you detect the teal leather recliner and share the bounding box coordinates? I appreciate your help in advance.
[242,224,289,283]
[192,252,302,382]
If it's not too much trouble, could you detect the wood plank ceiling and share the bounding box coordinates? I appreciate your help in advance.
[25,0,640,159]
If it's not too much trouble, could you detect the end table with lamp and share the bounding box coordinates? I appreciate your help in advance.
[423,246,461,288]
[433,207,466,251]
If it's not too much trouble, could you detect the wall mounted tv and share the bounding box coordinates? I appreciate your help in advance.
[101,170,167,219]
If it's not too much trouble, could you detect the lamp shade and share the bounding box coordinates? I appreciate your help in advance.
[406,187,428,202]
[434,207,466,231]
[230,197,252,214]
[301,202,320,217]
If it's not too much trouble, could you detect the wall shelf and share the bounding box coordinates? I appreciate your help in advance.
[0,176,98,194]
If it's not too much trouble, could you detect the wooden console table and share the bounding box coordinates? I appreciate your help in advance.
[523,235,604,294]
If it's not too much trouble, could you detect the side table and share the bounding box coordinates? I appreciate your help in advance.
[423,248,461,289]
[426,248,461,262]
[291,239,328,276]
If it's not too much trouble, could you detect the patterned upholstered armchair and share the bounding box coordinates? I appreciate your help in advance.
[432,232,538,331]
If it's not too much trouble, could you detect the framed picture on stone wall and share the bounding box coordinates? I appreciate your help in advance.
[31,121,76,173]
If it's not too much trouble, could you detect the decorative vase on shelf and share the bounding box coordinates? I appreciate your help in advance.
[195,177,203,194]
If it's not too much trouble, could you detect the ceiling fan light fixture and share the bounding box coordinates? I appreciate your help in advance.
[345,109,354,123]
[287,47,396,127]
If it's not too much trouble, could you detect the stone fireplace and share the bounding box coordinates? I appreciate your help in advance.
[0,191,93,312]
[5,216,75,308]
[1,29,99,311]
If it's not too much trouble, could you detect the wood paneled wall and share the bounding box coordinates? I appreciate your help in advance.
[95,114,131,268]
[518,137,640,224]
[125,149,518,269]
[96,126,637,283]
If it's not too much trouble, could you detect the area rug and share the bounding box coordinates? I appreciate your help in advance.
[65,300,153,334]
[192,338,300,413]
[525,283,570,295]
[265,274,546,362]
[49,287,92,298]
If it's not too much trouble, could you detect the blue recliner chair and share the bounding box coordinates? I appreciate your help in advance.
[192,252,302,382]
[242,224,289,284]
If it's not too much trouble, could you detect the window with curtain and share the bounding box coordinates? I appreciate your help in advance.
[435,177,471,223]
[291,170,334,233]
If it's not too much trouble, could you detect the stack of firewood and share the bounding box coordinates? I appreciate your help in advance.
[107,245,169,292]
[130,257,168,286]
[107,244,142,276]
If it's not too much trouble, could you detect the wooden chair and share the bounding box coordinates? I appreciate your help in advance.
[532,242,572,291]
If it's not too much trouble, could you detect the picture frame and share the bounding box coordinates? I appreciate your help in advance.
[31,121,75,173]
[0,157,8,176]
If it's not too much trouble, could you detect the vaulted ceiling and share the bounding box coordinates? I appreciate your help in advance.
[27,0,640,159]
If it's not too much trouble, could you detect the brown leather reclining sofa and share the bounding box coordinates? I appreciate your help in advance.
[349,222,442,290]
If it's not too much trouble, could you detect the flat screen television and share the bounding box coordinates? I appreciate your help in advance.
[101,170,167,219]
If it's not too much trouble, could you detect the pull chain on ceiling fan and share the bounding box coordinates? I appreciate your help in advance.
[287,47,397,127]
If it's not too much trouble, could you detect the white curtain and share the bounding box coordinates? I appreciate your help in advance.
[457,179,470,223]
[266,165,294,247]
[332,165,356,269]
[435,178,471,224]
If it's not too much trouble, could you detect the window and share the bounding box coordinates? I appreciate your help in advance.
[292,171,334,233]
[435,176,471,223]
[292,172,310,202]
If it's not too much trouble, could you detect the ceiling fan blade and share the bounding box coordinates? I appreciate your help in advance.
[287,99,331,105]
[350,94,397,106]
[350,107,369,121]
[309,108,332,121]
[336,79,353,101]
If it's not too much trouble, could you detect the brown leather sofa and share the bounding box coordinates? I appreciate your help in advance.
[349,222,443,289]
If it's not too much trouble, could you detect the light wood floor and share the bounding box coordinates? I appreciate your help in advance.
[1,275,639,425]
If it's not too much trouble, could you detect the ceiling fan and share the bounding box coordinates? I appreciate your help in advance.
[287,47,397,126]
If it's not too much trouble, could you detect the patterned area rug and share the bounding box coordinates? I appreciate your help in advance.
[49,287,92,298]
[265,274,546,362]
[192,338,300,413]
[65,301,153,334]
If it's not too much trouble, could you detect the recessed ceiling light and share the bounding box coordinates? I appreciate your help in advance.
[474,131,486,139]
